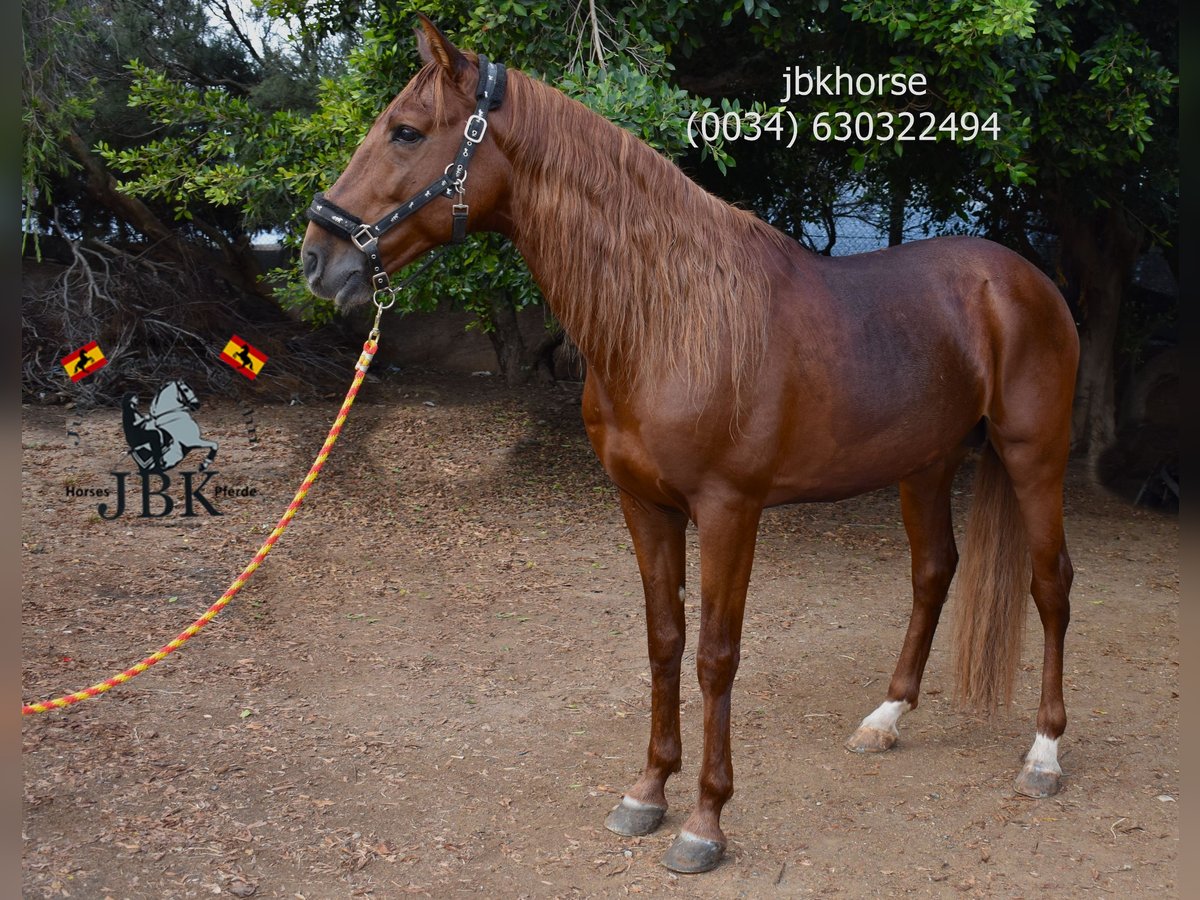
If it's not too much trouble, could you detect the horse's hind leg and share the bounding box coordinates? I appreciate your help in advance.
[847,453,964,753]
[605,490,688,838]
[199,440,218,471]
[992,436,1073,797]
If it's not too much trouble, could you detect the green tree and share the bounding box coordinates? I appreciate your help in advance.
[21,0,369,401]
[21,0,311,297]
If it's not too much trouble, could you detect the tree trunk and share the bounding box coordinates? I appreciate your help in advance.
[66,132,181,249]
[1055,205,1144,474]
[1120,347,1177,429]
[485,290,528,387]
[1071,268,1123,468]
[484,291,566,386]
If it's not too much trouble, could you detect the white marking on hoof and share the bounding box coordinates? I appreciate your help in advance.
[1023,733,1061,775]
[860,699,910,735]
[846,699,910,752]
[1015,732,1063,797]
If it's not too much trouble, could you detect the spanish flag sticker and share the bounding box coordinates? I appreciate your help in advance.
[61,341,108,382]
[220,335,268,380]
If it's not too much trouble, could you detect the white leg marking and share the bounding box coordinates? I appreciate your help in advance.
[678,586,686,604]
[859,699,911,736]
[1023,733,1062,775]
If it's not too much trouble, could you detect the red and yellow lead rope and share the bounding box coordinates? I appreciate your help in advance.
[22,333,382,715]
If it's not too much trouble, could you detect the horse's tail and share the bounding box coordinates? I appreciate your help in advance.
[952,441,1030,715]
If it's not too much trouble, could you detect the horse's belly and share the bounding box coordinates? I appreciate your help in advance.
[764,383,986,503]
[582,356,986,511]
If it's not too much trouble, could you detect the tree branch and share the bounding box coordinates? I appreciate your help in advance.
[214,0,265,68]
[63,131,273,302]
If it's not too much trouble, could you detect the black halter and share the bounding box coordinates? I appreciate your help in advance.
[306,57,507,299]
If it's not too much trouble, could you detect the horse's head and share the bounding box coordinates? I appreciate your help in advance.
[176,380,200,411]
[302,16,513,311]
[150,380,198,417]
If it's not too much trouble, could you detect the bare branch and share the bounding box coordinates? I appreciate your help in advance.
[223,0,265,66]
[588,0,607,70]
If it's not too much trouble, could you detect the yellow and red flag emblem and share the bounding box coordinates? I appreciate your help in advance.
[61,341,108,382]
[220,335,268,380]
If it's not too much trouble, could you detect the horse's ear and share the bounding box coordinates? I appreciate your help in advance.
[415,14,469,80]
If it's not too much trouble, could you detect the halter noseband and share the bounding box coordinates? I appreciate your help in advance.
[306,57,507,301]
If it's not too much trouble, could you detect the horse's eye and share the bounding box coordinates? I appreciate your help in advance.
[391,125,423,144]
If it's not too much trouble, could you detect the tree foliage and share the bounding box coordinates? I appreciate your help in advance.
[670,0,1175,464]
[22,0,1177,464]
[842,0,1176,207]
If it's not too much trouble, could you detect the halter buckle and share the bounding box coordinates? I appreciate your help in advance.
[351,224,376,252]
[464,114,488,144]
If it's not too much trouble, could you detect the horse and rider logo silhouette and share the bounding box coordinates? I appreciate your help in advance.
[121,380,218,473]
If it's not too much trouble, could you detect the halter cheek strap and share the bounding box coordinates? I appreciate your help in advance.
[306,57,507,298]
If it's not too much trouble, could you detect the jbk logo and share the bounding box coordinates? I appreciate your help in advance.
[97,470,222,519]
[71,379,231,519]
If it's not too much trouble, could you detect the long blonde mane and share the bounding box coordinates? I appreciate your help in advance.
[495,69,791,402]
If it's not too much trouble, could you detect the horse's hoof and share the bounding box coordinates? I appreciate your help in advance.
[845,725,897,753]
[1014,764,1062,798]
[604,797,667,837]
[661,831,725,874]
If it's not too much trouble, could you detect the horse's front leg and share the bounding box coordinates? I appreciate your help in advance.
[605,490,688,838]
[662,498,761,874]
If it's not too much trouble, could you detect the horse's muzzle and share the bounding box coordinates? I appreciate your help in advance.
[301,229,372,311]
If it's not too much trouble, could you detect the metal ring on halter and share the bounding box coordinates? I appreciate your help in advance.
[445,163,467,193]
[373,288,397,310]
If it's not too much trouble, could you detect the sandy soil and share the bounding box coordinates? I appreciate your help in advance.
[22,373,1178,897]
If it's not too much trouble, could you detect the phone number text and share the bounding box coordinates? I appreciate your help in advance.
[685,109,1002,149]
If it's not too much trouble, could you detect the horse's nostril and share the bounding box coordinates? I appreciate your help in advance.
[304,249,322,280]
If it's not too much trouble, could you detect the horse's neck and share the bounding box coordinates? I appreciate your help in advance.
[498,73,782,399]
[502,79,714,296]
[150,388,173,417]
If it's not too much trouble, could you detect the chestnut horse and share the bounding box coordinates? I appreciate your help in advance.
[303,18,1078,873]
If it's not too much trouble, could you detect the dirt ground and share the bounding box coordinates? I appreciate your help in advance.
[22,372,1178,898]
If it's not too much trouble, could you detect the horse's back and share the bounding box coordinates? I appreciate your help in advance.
[791,234,1077,392]
[751,235,1076,500]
